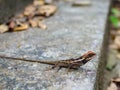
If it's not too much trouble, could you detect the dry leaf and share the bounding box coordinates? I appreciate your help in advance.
[25,5,36,12]
[0,0,57,33]
[13,23,28,31]
[38,16,45,21]
[16,13,24,18]
[38,21,47,30]
[72,0,91,6]
[24,5,36,16]
[8,21,16,29]
[107,83,117,90]
[106,50,117,71]
[110,30,117,40]
[29,19,38,27]
[45,0,53,4]
[114,36,120,48]
[107,78,120,90]
[116,54,120,59]
[37,5,57,17]
[33,0,45,6]
[111,78,120,90]
[0,24,9,33]
[116,30,120,36]
[109,44,119,49]
[27,13,35,20]
[111,78,120,82]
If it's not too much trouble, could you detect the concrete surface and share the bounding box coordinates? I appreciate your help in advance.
[0,0,110,90]
[0,0,33,23]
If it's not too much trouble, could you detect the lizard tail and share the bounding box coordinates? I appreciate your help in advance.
[0,55,55,65]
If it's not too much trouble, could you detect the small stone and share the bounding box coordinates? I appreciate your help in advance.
[8,67,12,70]
[0,24,9,33]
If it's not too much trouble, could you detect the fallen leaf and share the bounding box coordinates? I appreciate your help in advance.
[8,21,16,29]
[45,0,53,4]
[27,13,35,20]
[110,30,117,40]
[111,78,120,82]
[107,82,117,90]
[38,16,45,21]
[114,36,120,48]
[15,20,23,26]
[0,0,57,33]
[117,54,120,59]
[29,19,38,27]
[24,5,36,16]
[109,44,118,49]
[0,24,9,33]
[16,13,24,18]
[38,21,47,30]
[108,78,120,90]
[13,23,28,31]
[33,0,45,6]
[72,0,91,6]
[106,50,117,71]
[37,5,57,17]
[116,30,120,35]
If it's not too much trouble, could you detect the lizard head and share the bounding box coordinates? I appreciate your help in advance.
[82,51,96,61]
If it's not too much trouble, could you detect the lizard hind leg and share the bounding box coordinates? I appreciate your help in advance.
[45,62,59,71]
[56,66,62,72]
[67,64,74,72]
[67,64,80,73]
[45,65,57,71]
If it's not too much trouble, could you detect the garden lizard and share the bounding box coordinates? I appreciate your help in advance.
[0,51,96,70]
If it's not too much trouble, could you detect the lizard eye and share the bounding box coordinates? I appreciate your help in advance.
[82,60,87,64]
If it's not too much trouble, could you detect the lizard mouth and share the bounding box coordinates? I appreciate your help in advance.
[87,54,96,61]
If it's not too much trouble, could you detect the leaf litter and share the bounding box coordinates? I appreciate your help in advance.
[107,1,120,90]
[0,0,57,33]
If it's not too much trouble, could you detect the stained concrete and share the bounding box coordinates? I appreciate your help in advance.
[0,0,110,90]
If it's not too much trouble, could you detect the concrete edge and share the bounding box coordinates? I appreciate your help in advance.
[94,0,112,90]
